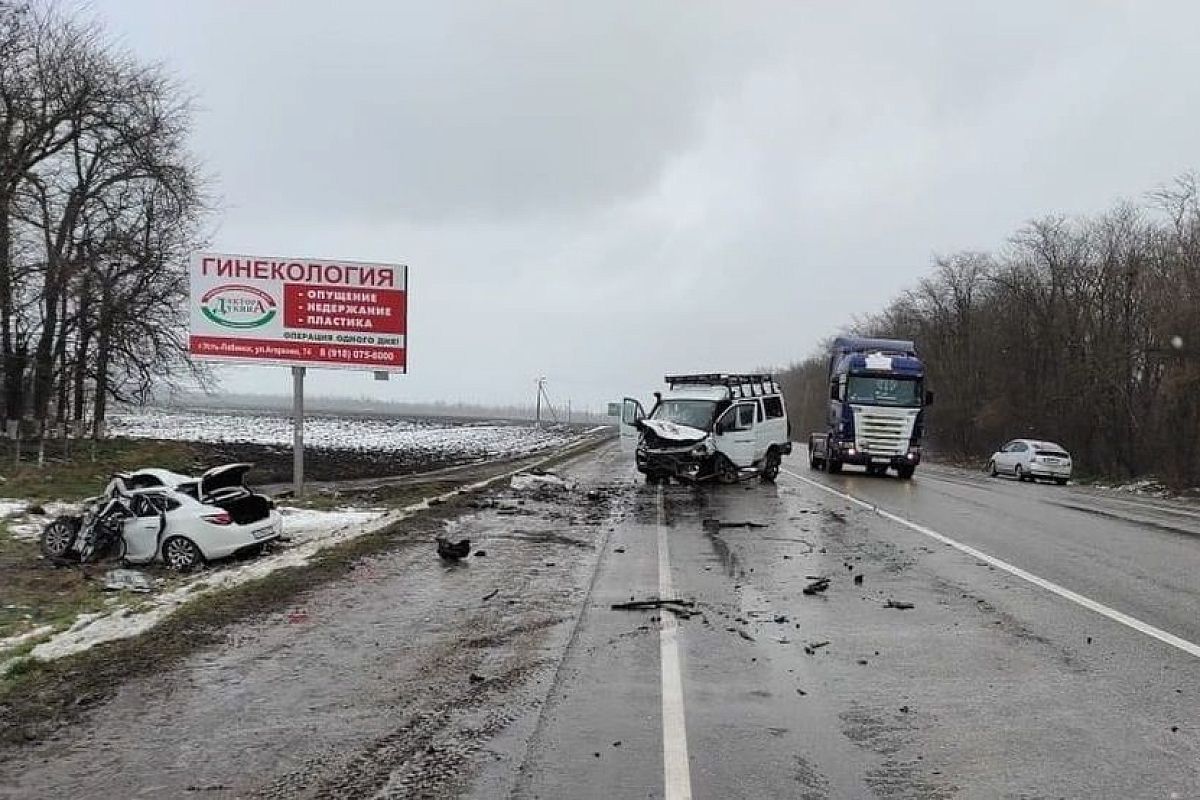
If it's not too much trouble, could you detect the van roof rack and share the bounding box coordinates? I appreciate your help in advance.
[664,373,780,398]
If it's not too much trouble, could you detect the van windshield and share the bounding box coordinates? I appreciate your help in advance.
[651,400,718,430]
[847,376,922,407]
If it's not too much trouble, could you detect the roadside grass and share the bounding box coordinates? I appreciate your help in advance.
[0,438,199,501]
[0,526,113,644]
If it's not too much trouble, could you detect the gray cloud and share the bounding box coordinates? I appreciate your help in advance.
[91,0,1200,409]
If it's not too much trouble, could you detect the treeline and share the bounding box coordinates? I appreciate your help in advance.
[780,173,1200,487]
[0,2,206,438]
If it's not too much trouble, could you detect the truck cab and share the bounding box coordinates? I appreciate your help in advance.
[619,374,792,484]
[808,337,932,479]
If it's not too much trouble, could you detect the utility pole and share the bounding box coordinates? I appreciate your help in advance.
[535,377,545,426]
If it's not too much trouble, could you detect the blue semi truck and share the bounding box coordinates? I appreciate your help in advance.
[807,336,933,479]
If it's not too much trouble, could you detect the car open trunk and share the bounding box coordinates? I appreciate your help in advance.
[200,463,273,524]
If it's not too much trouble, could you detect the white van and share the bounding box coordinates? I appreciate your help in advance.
[619,374,792,484]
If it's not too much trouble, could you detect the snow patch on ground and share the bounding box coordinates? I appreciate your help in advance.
[0,500,73,542]
[107,408,574,461]
[510,473,575,492]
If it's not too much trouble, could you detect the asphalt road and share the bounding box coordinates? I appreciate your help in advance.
[2,444,1198,799]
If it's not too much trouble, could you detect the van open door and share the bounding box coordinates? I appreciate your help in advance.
[619,397,646,454]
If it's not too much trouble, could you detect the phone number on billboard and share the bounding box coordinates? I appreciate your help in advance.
[318,348,400,362]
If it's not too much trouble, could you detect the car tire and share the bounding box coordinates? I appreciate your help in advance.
[1055,478,1068,486]
[714,454,739,484]
[761,450,781,483]
[896,465,915,480]
[987,460,998,477]
[867,464,887,477]
[162,536,204,572]
[40,516,80,560]
[1014,464,1027,483]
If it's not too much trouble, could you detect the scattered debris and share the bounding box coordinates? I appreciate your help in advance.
[286,609,309,624]
[436,537,471,561]
[802,577,830,595]
[612,741,622,747]
[803,641,830,655]
[102,569,156,594]
[511,472,574,493]
[828,511,847,523]
[586,489,603,501]
[884,599,915,610]
[473,549,487,557]
[796,688,807,696]
[857,658,869,665]
[736,629,755,642]
[26,504,45,516]
[613,546,626,554]
[853,574,863,586]
[468,673,487,684]
[773,615,788,624]
[611,598,697,619]
[481,589,499,602]
[899,705,911,714]
[1086,636,1092,644]
[702,518,769,530]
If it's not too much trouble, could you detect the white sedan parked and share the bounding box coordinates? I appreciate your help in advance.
[988,439,1072,485]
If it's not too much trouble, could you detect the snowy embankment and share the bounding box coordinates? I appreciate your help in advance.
[107,408,575,461]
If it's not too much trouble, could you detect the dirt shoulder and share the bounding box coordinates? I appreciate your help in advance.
[0,434,611,751]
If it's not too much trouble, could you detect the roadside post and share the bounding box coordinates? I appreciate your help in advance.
[187,253,408,497]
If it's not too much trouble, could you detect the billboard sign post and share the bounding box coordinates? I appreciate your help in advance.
[188,253,408,495]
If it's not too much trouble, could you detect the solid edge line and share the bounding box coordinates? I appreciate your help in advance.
[657,486,694,800]
[782,468,1200,660]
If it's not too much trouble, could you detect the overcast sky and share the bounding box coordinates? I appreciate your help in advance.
[86,1,1200,412]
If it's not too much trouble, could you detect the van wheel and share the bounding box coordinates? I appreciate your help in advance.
[714,455,739,484]
[760,450,781,483]
[162,536,204,572]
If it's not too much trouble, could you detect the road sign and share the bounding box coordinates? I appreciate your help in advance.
[188,252,407,372]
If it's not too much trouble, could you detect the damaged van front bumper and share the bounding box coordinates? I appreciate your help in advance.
[636,444,714,482]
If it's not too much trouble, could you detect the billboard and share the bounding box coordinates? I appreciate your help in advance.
[188,253,407,372]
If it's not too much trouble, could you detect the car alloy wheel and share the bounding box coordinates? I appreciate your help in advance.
[40,518,78,559]
[162,536,203,572]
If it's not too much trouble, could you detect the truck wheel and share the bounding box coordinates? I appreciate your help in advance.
[827,458,843,474]
[760,450,781,483]
[714,455,739,484]
[896,465,915,480]
[867,464,887,477]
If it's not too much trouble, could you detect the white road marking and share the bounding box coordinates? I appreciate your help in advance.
[782,468,1200,660]
[657,486,693,800]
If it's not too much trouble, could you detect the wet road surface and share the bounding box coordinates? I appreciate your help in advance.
[2,444,1198,798]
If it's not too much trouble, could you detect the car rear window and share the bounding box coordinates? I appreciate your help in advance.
[1035,449,1069,458]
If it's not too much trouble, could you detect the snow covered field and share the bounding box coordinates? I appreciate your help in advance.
[107,408,573,460]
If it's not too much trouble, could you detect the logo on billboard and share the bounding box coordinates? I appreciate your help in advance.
[200,284,277,329]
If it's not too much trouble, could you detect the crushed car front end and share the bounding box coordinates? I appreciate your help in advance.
[635,419,716,482]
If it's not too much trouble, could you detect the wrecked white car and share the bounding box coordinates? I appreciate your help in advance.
[40,464,282,571]
[619,374,793,484]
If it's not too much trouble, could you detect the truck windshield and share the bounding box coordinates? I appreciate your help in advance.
[846,376,922,407]
[651,400,718,430]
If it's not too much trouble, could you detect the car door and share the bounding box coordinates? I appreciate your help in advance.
[995,441,1016,472]
[122,493,165,563]
[618,397,646,455]
[1011,441,1031,473]
[715,402,758,467]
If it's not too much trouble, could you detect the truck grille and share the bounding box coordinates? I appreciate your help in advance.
[857,413,908,456]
